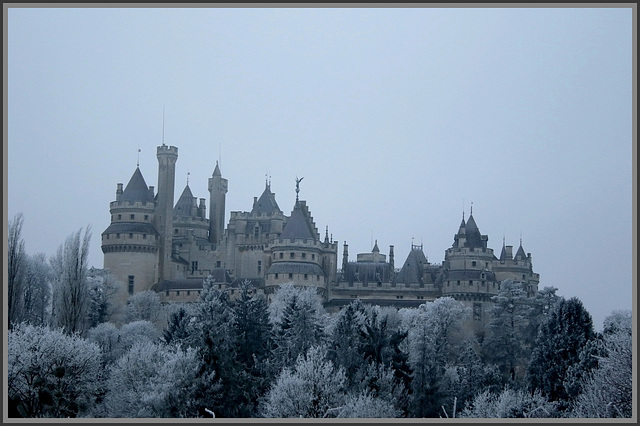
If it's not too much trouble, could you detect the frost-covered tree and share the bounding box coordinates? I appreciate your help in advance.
[570,310,632,418]
[485,280,535,382]
[104,341,202,418]
[269,285,327,371]
[231,281,275,416]
[8,212,27,328]
[87,322,121,367]
[261,346,346,418]
[119,320,162,351]
[527,297,595,411]
[50,225,92,336]
[21,253,53,326]
[327,299,368,388]
[191,283,244,417]
[163,304,198,348]
[335,391,402,418]
[86,268,120,327]
[460,387,558,418]
[7,323,103,418]
[125,290,164,326]
[406,297,470,417]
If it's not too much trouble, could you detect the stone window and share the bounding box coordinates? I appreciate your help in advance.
[129,233,133,239]
[130,214,135,220]
[304,274,308,280]
[279,252,284,259]
[288,273,293,279]
[469,280,473,286]
[302,253,306,259]
[275,273,279,279]
[144,215,149,221]
[312,254,315,260]
[290,252,295,259]
[128,276,134,295]
[472,261,477,267]
[118,214,122,220]
[258,261,262,274]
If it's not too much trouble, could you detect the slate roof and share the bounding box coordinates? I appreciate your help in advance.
[102,222,159,236]
[445,269,496,281]
[174,185,196,217]
[464,214,484,247]
[266,262,326,277]
[120,167,154,203]
[395,247,429,284]
[252,184,282,215]
[280,203,316,240]
[515,244,527,260]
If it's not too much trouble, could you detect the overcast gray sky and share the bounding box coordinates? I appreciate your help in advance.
[6,5,634,330]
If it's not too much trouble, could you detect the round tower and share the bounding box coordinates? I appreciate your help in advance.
[102,167,160,312]
[208,162,228,245]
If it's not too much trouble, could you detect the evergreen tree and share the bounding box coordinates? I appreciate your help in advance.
[231,281,275,416]
[527,297,595,411]
[485,280,534,382]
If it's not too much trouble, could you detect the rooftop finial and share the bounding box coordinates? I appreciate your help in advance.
[462,198,465,220]
[470,201,473,216]
[295,176,304,203]
[137,145,141,168]
[187,171,190,186]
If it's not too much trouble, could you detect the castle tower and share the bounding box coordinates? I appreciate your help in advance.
[208,162,228,245]
[155,144,178,282]
[263,178,337,302]
[101,166,159,317]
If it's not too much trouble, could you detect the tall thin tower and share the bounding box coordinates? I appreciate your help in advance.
[155,144,178,282]
[208,161,228,244]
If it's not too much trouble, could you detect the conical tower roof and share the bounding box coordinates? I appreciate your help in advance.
[173,185,195,217]
[120,167,154,203]
[280,201,317,240]
[515,242,527,260]
[464,213,483,248]
[395,245,428,285]
[252,183,281,215]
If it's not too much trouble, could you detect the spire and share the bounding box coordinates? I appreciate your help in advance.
[161,105,165,146]
[372,239,380,253]
[137,145,141,167]
[325,226,329,243]
[186,171,190,186]
[212,161,221,177]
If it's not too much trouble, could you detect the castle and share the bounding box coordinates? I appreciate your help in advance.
[102,144,540,331]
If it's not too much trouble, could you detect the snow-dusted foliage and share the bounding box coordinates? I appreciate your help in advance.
[460,387,558,418]
[335,391,402,418]
[86,267,120,327]
[8,213,27,328]
[527,297,595,411]
[119,320,162,350]
[406,297,471,417]
[21,253,53,326]
[261,346,346,418]
[485,280,535,381]
[268,283,327,326]
[271,285,327,370]
[104,341,201,418]
[125,290,164,326]
[7,323,103,417]
[50,225,92,336]
[570,310,633,418]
